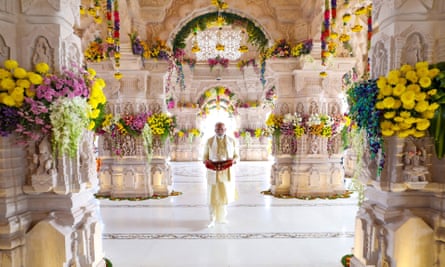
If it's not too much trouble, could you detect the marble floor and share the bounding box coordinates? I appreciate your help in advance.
[100,161,359,267]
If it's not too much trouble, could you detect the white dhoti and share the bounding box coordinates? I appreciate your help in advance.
[204,136,239,223]
[207,168,238,222]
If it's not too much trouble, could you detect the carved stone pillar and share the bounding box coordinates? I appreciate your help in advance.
[150,135,172,196]
[21,131,105,267]
[169,107,202,161]
[0,1,105,266]
[351,1,445,266]
[0,135,31,266]
[97,133,153,198]
[237,107,270,161]
[145,60,173,196]
[268,57,352,197]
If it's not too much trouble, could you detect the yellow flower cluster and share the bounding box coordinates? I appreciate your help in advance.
[376,61,440,138]
[291,43,304,57]
[266,113,283,133]
[189,128,201,137]
[294,126,305,137]
[84,39,107,62]
[147,113,174,137]
[177,130,185,138]
[141,39,171,60]
[0,60,44,107]
[211,0,228,10]
[86,68,107,130]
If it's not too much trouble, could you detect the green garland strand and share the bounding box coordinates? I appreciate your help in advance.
[172,12,268,51]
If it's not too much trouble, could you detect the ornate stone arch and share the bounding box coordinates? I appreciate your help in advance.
[168,8,273,51]
[196,86,239,118]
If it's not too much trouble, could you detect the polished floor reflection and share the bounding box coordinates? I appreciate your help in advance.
[100,161,358,267]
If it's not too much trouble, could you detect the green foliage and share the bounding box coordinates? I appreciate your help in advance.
[429,62,445,159]
[105,258,113,267]
[172,12,268,51]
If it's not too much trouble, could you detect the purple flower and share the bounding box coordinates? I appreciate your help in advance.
[0,105,20,136]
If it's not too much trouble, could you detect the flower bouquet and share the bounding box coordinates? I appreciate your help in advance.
[147,112,176,142]
[0,59,107,158]
[208,56,229,70]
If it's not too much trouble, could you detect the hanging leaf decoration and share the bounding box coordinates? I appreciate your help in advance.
[172,12,268,52]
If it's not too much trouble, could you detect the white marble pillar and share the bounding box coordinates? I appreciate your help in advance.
[0,135,30,266]
[268,57,352,197]
[351,1,445,266]
[0,1,105,266]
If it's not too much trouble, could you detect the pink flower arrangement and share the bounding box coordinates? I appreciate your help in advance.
[15,63,104,143]
[208,56,229,70]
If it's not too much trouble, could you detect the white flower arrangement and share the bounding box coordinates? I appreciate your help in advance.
[50,96,90,158]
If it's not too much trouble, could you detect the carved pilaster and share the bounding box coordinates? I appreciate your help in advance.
[0,135,31,266]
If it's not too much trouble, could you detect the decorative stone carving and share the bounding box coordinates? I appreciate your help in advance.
[308,100,319,114]
[30,136,57,192]
[0,35,10,63]
[401,33,425,65]
[32,36,54,68]
[372,41,388,79]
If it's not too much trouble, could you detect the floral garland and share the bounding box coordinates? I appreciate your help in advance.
[147,112,176,142]
[234,128,269,139]
[80,0,102,24]
[97,111,175,156]
[197,86,237,107]
[128,33,172,61]
[237,100,260,108]
[347,79,382,158]
[172,12,267,51]
[261,39,312,60]
[237,58,258,73]
[0,60,106,157]
[262,85,276,109]
[174,127,202,143]
[208,56,229,70]
[84,37,115,63]
[260,39,312,86]
[321,0,331,65]
[265,112,346,139]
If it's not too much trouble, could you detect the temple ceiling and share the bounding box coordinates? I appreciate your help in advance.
[134,0,322,43]
[78,0,324,45]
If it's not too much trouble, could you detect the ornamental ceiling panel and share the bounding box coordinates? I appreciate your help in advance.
[138,0,320,43]
[138,0,173,7]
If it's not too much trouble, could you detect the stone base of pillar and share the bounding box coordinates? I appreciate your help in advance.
[170,144,200,161]
[150,158,172,196]
[97,158,153,199]
[270,155,346,197]
[24,194,105,267]
[351,187,436,267]
[239,140,269,161]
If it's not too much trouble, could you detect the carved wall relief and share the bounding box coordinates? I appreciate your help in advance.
[0,35,10,63]
[31,36,54,68]
[401,32,425,66]
[308,100,319,115]
[372,41,388,79]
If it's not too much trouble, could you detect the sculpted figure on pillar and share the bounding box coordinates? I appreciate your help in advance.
[402,33,425,66]
[372,42,388,78]
[32,36,53,67]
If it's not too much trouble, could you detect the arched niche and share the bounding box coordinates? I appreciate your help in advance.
[169,10,271,52]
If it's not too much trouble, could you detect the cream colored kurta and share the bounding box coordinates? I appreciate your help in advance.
[203,135,238,221]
